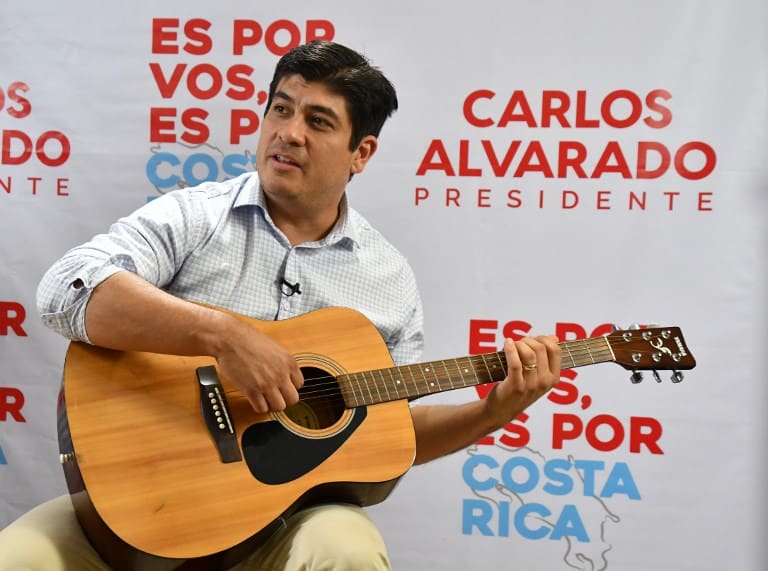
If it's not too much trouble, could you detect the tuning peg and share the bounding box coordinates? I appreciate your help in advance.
[671,371,684,383]
[652,370,662,383]
[630,371,643,384]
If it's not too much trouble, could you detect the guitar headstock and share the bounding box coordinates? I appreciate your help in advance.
[605,326,696,384]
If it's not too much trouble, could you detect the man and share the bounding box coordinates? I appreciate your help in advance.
[0,41,561,570]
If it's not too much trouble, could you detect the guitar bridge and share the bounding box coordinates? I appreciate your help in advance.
[196,365,242,463]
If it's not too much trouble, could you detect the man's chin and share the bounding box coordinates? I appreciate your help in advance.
[259,178,302,199]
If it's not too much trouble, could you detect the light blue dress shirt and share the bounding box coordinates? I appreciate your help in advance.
[36,172,424,365]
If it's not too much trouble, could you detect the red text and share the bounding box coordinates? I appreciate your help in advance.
[0,301,27,336]
[0,387,26,422]
[463,89,673,129]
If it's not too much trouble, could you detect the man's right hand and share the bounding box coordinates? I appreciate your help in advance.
[212,315,304,413]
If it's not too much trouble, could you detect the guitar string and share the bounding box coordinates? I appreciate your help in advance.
[219,342,614,401]
[225,341,643,400]
[294,340,618,396]
[220,340,666,406]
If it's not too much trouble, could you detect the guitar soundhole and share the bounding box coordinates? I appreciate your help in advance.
[284,366,345,430]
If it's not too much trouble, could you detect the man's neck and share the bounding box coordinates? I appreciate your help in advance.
[266,196,344,246]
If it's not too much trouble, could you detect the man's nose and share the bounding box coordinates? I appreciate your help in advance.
[278,116,306,145]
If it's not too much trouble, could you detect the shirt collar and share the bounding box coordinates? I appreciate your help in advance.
[234,171,360,249]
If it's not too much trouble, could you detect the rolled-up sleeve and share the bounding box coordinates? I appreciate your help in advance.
[36,252,135,342]
[36,190,199,342]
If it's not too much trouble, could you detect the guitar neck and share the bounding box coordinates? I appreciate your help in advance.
[339,336,613,407]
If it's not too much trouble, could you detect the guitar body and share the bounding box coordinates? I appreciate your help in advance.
[58,307,416,569]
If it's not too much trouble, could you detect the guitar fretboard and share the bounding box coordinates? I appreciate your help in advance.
[339,336,614,407]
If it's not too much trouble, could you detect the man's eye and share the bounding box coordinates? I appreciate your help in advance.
[272,104,288,115]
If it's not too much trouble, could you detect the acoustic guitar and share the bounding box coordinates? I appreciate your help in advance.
[57,306,696,570]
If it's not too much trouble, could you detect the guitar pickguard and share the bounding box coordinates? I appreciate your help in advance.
[240,407,367,484]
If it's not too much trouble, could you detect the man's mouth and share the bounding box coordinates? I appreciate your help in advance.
[273,154,300,167]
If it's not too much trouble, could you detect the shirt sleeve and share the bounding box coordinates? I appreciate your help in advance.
[36,190,202,342]
[386,262,425,366]
[388,298,424,366]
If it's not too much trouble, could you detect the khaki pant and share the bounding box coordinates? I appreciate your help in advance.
[0,495,391,570]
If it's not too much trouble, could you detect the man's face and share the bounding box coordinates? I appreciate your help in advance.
[256,74,376,213]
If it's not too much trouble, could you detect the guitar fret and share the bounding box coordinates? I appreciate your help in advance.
[598,338,612,360]
[471,357,484,384]
[401,367,418,398]
[563,343,576,369]
[453,359,471,388]
[472,354,494,384]
[477,354,492,383]
[584,340,595,364]
[452,358,466,388]
[359,371,373,404]
[408,365,434,394]
[389,368,404,399]
[440,360,453,390]
[352,374,365,406]
[371,371,384,404]
[403,367,413,397]
[457,357,477,387]
[565,340,592,368]
[352,371,364,404]
[466,360,475,384]
[376,369,392,400]
[478,352,501,383]
[417,363,434,393]
[391,368,410,400]
[428,364,440,392]
[494,352,508,377]
[364,372,375,403]
[406,364,424,395]
[590,340,609,362]
[560,338,614,369]
[371,369,384,403]
[380,370,393,402]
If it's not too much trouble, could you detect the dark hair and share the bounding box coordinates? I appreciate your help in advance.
[266,41,398,150]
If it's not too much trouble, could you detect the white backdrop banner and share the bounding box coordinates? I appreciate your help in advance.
[1,1,766,569]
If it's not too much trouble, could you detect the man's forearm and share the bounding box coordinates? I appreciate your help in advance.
[410,400,503,465]
[83,270,235,358]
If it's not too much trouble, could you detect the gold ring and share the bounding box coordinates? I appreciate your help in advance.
[523,362,537,371]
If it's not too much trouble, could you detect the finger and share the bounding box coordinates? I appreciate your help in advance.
[289,365,305,390]
[515,339,539,373]
[262,386,288,412]
[249,392,270,414]
[502,338,523,376]
[538,334,562,378]
[281,381,301,407]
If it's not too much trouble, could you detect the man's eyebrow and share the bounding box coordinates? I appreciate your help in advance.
[307,104,340,123]
[273,90,294,104]
[273,90,341,123]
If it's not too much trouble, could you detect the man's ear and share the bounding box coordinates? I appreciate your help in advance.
[350,135,378,175]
